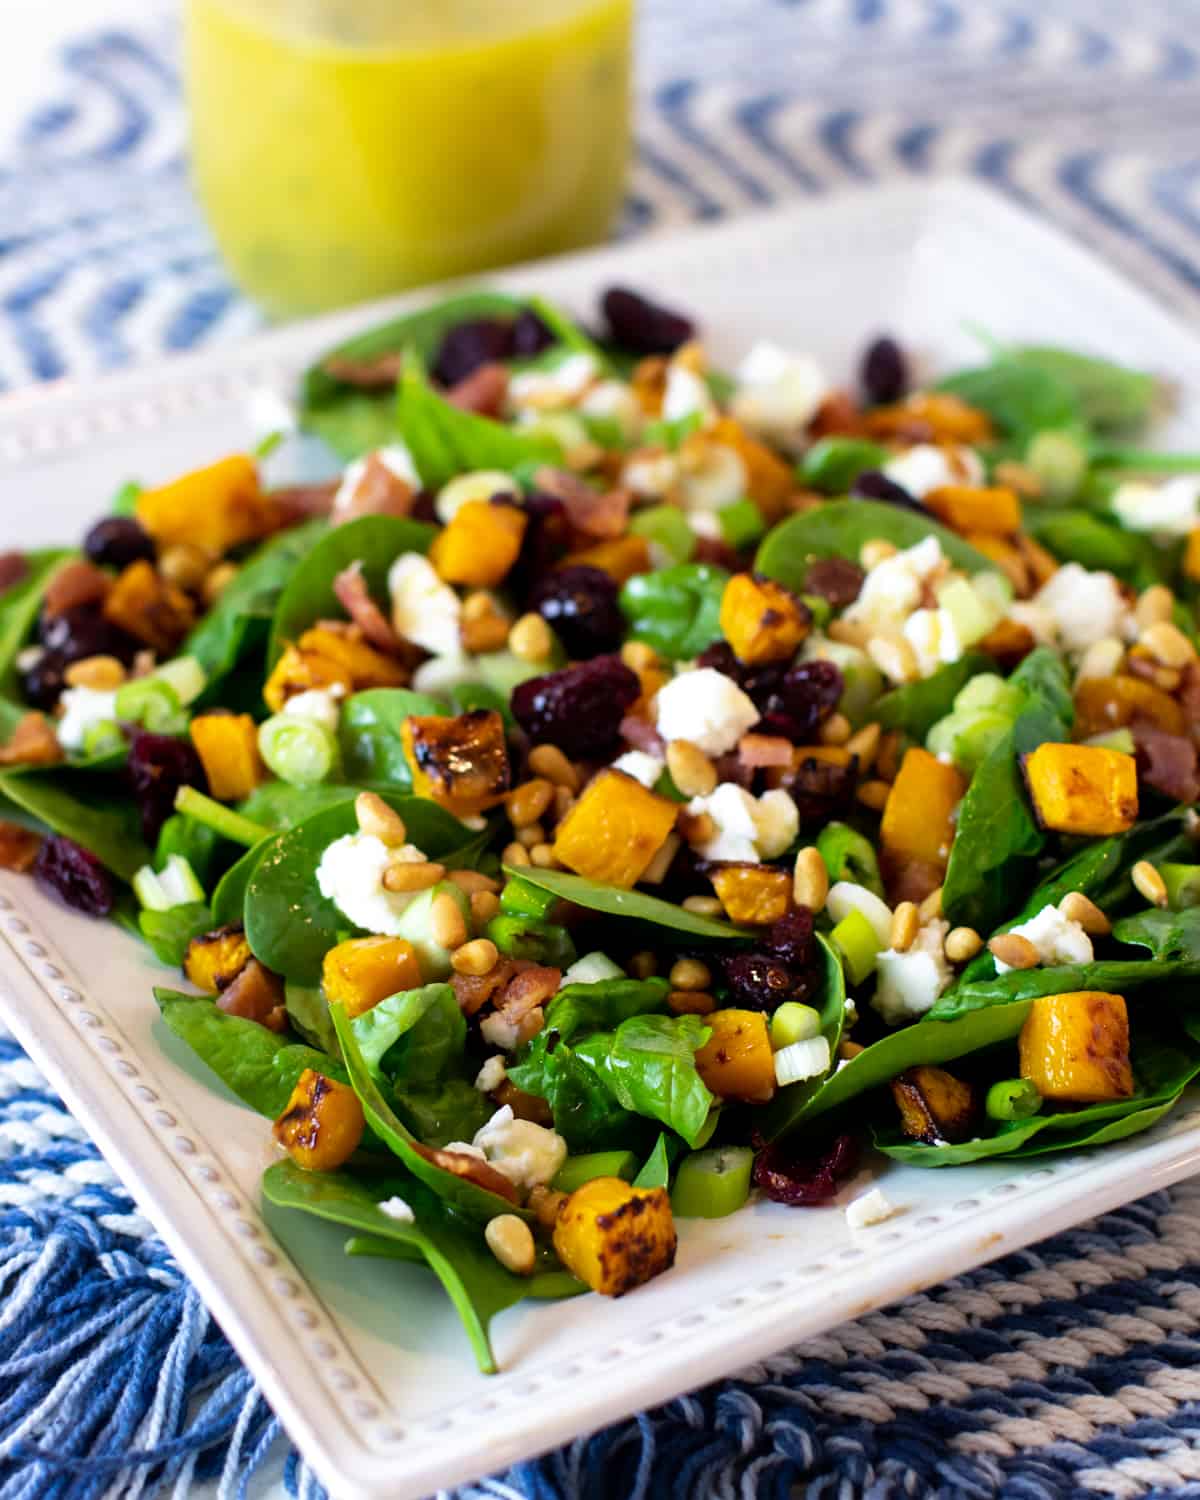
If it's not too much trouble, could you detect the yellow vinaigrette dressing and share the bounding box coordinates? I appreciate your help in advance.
[186,0,633,316]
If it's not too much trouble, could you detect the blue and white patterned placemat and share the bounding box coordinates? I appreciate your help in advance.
[6,2,1200,1496]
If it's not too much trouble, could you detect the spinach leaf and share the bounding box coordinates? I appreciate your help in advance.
[303,397,398,463]
[618,564,729,661]
[262,1159,579,1375]
[284,983,339,1056]
[798,437,889,493]
[210,836,276,927]
[267,513,436,666]
[350,983,464,1084]
[873,654,992,739]
[393,1079,492,1148]
[502,865,749,940]
[1113,907,1200,961]
[755,501,992,594]
[544,976,671,1040]
[0,550,72,698]
[756,933,846,1133]
[1011,346,1156,437]
[245,795,471,984]
[1024,508,1161,587]
[339,688,443,790]
[139,903,212,967]
[574,1013,714,1148]
[397,354,560,491]
[935,360,1083,443]
[237,781,361,831]
[634,1133,672,1189]
[332,1002,527,1222]
[0,770,150,881]
[154,814,223,888]
[932,958,1200,1017]
[155,989,348,1116]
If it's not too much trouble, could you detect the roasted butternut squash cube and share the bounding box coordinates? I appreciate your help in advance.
[184,925,252,993]
[562,534,651,584]
[891,1065,976,1144]
[429,500,527,587]
[263,643,352,713]
[708,417,794,521]
[1019,991,1133,1104]
[880,747,966,868]
[865,393,994,445]
[552,1176,677,1296]
[189,712,265,801]
[272,1069,365,1171]
[322,936,421,1019]
[924,484,1022,536]
[102,560,196,654]
[978,617,1036,669]
[1023,742,1138,836]
[551,769,678,889]
[719,573,811,665]
[1074,675,1185,739]
[263,623,406,713]
[694,1008,775,1102]
[711,864,792,925]
[1185,527,1200,583]
[136,455,278,556]
[401,708,511,817]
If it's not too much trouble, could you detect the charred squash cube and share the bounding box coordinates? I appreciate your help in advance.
[322,936,422,1018]
[273,1069,365,1172]
[184,924,253,993]
[924,484,1022,536]
[552,769,678,889]
[1073,676,1184,739]
[136,455,279,557]
[552,1176,677,1296]
[401,708,511,817]
[891,1064,977,1144]
[1023,742,1138,837]
[1018,991,1133,1104]
[707,417,794,521]
[263,622,406,713]
[719,573,811,666]
[880,747,966,868]
[710,864,792,925]
[189,712,265,801]
[103,560,196,654]
[429,500,527,588]
[694,1008,775,1102]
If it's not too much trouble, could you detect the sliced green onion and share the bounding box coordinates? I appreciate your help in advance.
[671,1146,754,1219]
[928,708,1012,774]
[936,577,1000,648]
[800,592,832,629]
[257,714,338,787]
[817,821,885,898]
[485,914,576,968]
[81,719,124,758]
[499,874,560,920]
[153,656,207,706]
[132,855,204,912]
[770,1001,821,1050]
[985,1077,1042,1122]
[969,570,1014,620]
[1160,863,1200,910]
[629,504,696,564]
[954,672,1025,719]
[1082,728,1137,754]
[114,677,187,735]
[773,1035,831,1087]
[717,498,766,549]
[831,907,883,985]
[174,786,269,847]
[551,1150,638,1194]
[132,865,171,912]
[1026,429,1088,500]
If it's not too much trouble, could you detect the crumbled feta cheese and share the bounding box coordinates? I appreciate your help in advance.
[993,903,1094,973]
[508,352,599,411]
[611,749,665,789]
[679,442,748,513]
[1008,601,1059,646]
[662,364,715,426]
[844,997,859,1025]
[562,951,625,986]
[56,686,117,752]
[622,450,681,500]
[315,833,425,935]
[686,511,724,540]
[1111,476,1200,539]
[280,687,342,733]
[872,921,953,1025]
[388,552,462,657]
[436,469,520,525]
[655,668,760,756]
[903,606,964,678]
[377,1195,415,1224]
[1033,563,1131,654]
[472,1105,567,1191]
[844,536,946,636]
[685,783,799,863]
[731,342,829,441]
[845,1187,897,1230]
[774,1035,831,1087]
[474,1056,507,1094]
[882,443,984,499]
[334,443,420,513]
[579,378,642,440]
[826,882,894,947]
[442,1140,488,1161]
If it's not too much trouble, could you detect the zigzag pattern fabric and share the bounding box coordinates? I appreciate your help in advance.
[6,1,1200,1494]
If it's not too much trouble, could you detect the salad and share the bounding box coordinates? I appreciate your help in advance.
[3,283,1200,1371]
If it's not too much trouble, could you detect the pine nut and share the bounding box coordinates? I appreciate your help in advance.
[527,1186,567,1231]
[867,635,917,684]
[668,990,716,1014]
[1058,891,1111,934]
[528,743,580,790]
[876,730,902,783]
[918,886,944,922]
[462,590,496,622]
[944,926,983,963]
[988,933,1040,969]
[1132,859,1169,908]
[529,843,559,868]
[792,846,830,911]
[516,822,544,849]
[1075,637,1124,683]
[993,460,1043,499]
[827,618,871,647]
[203,562,239,606]
[158,542,210,591]
[1140,620,1195,669]
[430,891,468,949]
[484,1214,535,1276]
[507,778,554,828]
[355,791,407,846]
[666,738,717,798]
[629,951,657,978]
[470,890,501,925]
[890,901,919,952]
[553,784,575,821]
[856,779,891,811]
[621,641,660,673]
[679,809,717,846]
[818,712,852,747]
[63,654,126,690]
[508,612,554,663]
[681,894,723,916]
[452,938,499,976]
[640,830,680,885]
[447,869,501,894]
[845,722,881,771]
[382,860,444,892]
[669,957,712,991]
[1135,584,1175,629]
[502,841,531,867]
[860,538,898,571]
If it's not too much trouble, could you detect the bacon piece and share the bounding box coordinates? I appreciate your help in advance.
[0,712,64,767]
[1133,726,1200,805]
[322,351,404,390]
[534,466,632,541]
[808,391,864,439]
[270,481,338,524]
[43,560,109,618]
[411,1142,520,1203]
[619,714,665,756]
[0,821,42,871]
[445,361,508,417]
[332,560,403,654]
[216,959,287,1032]
[498,965,561,1021]
[332,454,415,525]
[0,553,29,594]
[692,536,741,571]
[452,957,523,1017]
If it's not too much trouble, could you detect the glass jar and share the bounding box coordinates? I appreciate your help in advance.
[185,0,634,318]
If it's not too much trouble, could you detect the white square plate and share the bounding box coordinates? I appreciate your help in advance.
[4,179,1200,1500]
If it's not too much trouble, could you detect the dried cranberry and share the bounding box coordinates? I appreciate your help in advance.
[852,470,922,511]
[127,731,207,842]
[759,660,844,742]
[753,1133,859,1206]
[860,336,909,405]
[695,641,787,705]
[531,565,623,660]
[33,836,114,917]
[511,307,556,358]
[803,558,864,609]
[764,906,815,969]
[601,287,694,355]
[511,656,640,758]
[431,318,514,386]
[410,490,438,525]
[19,649,69,711]
[722,953,812,1010]
[37,604,139,666]
[784,753,859,823]
[509,492,570,602]
[83,516,155,570]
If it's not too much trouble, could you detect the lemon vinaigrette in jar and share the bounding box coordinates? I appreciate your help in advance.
[185,0,634,316]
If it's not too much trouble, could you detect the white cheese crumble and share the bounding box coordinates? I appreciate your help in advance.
[315,833,426,935]
[435,469,520,525]
[508,352,599,411]
[377,1195,415,1224]
[826,882,893,947]
[622,450,680,500]
[655,667,760,756]
[881,443,984,499]
[662,364,715,426]
[472,1105,567,1192]
[993,903,1094,973]
[685,783,798,863]
[731,342,829,441]
[1032,563,1132,655]
[388,552,463,657]
[579,378,642,440]
[872,920,952,1026]
[611,749,666,789]
[279,687,342,733]
[56,686,117,752]
[474,1056,507,1094]
[562,951,625,986]
[334,443,420,513]
[902,606,964,678]
[845,1187,898,1230]
[1008,601,1059,647]
[844,536,946,637]
[1111,476,1200,539]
